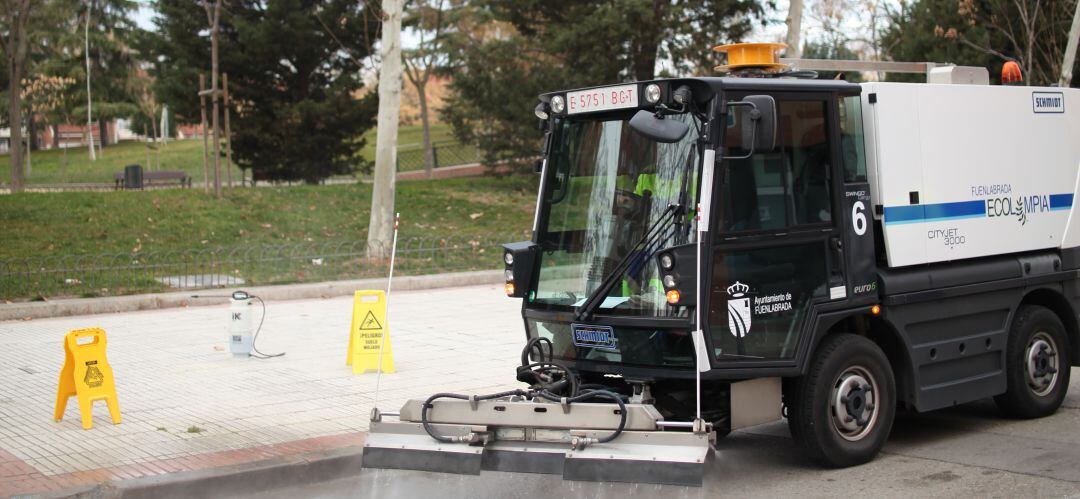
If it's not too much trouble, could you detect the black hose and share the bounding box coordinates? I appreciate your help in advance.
[419,339,627,446]
[420,389,529,443]
[520,336,554,366]
[249,296,284,359]
[517,360,578,396]
[535,389,628,443]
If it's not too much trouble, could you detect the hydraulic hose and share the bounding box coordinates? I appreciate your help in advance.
[420,389,529,443]
[534,388,628,443]
[418,338,629,446]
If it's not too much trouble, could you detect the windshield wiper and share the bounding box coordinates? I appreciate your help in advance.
[574,203,682,321]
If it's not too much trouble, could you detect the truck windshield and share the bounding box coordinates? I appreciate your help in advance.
[532,112,701,316]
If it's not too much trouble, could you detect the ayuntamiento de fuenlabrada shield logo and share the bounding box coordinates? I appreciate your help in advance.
[727,281,751,338]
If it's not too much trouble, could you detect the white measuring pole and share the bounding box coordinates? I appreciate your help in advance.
[372,212,400,410]
[691,149,717,430]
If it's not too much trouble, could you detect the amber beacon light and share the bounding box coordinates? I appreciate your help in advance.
[1001,61,1023,85]
[712,42,788,73]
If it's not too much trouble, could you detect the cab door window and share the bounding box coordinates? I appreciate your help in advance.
[709,96,835,362]
[721,99,833,232]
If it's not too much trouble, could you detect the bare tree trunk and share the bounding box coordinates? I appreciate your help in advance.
[152,114,160,170]
[223,72,233,188]
[200,73,210,193]
[8,59,23,192]
[24,123,30,178]
[1062,0,1080,87]
[144,123,151,170]
[418,80,434,178]
[85,1,96,161]
[205,0,223,198]
[98,118,108,150]
[27,113,37,151]
[785,0,804,59]
[367,0,404,258]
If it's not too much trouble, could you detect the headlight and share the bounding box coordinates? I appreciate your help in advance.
[551,95,565,114]
[534,102,549,120]
[663,274,676,288]
[645,84,661,104]
[504,269,514,281]
[504,251,514,265]
[659,253,674,270]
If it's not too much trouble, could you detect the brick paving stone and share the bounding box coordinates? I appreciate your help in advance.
[0,284,522,495]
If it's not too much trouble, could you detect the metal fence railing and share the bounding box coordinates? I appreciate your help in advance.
[0,232,527,301]
[397,141,480,172]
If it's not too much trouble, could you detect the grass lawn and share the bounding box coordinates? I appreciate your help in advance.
[0,175,538,300]
[15,139,244,186]
[4,123,467,185]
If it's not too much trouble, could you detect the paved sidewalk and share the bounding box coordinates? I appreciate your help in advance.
[0,284,522,496]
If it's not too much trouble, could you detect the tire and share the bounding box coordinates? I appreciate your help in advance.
[787,333,896,468]
[993,305,1071,419]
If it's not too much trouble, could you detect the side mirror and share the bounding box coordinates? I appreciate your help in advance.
[725,95,778,159]
[629,110,690,143]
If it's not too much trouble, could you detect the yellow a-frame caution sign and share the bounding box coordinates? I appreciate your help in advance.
[54,328,121,430]
[346,290,395,374]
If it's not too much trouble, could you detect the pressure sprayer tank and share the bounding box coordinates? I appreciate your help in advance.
[229,291,254,357]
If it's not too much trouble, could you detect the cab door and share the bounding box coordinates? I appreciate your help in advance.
[706,93,844,364]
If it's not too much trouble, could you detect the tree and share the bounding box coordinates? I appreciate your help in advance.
[882,0,1080,86]
[201,0,222,197]
[81,1,140,151]
[440,0,768,168]
[801,39,863,81]
[20,74,75,175]
[368,0,404,257]
[127,69,161,168]
[402,0,445,179]
[1,0,34,192]
[786,0,805,59]
[148,0,382,184]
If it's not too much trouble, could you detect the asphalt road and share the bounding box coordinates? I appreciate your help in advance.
[244,368,1080,498]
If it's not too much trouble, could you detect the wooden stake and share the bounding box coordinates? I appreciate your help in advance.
[224,72,234,188]
[200,74,210,193]
[143,123,151,172]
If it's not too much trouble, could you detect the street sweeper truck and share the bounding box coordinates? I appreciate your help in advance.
[362,43,1080,486]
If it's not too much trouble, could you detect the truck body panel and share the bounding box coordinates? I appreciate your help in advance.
[861,83,1080,267]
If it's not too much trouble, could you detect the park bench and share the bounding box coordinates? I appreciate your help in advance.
[113,170,192,189]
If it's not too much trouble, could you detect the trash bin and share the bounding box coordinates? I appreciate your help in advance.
[123,164,143,189]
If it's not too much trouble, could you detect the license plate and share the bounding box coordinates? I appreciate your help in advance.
[566,84,639,114]
[571,323,618,350]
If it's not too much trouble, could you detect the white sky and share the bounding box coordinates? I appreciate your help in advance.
[129,2,882,67]
[132,2,154,30]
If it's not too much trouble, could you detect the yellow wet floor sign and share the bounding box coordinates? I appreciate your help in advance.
[54,328,121,430]
[346,290,395,374]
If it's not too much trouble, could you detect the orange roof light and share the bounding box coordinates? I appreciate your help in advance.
[713,42,789,73]
[1002,61,1023,85]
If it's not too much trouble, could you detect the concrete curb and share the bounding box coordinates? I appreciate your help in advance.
[0,270,503,322]
[46,445,367,499]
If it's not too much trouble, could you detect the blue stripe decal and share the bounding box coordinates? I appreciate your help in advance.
[1050,193,1074,211]
[884,200,986,225]
[884,193,1075,224]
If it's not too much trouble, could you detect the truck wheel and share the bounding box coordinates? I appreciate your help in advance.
[787,333,896,467]
[994,305,1071,419]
